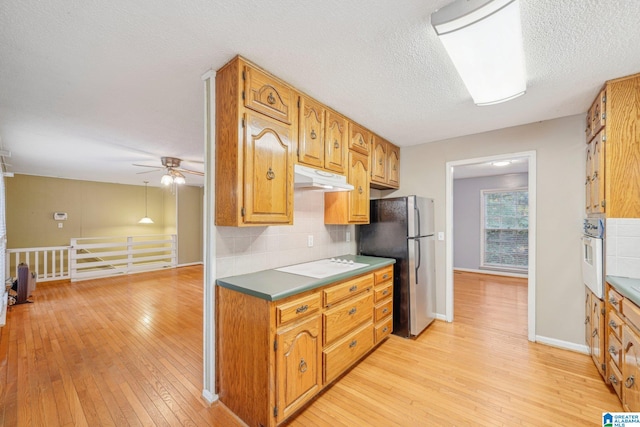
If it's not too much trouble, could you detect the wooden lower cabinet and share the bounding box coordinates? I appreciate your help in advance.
[216,265,394,426]
[623,324,640,411]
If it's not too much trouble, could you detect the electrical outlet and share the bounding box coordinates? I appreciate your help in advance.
[346,231,351,242]
[308,235,314,247]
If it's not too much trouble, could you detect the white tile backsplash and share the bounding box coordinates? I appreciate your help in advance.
[215,190,357,277]
[606,218,640,279]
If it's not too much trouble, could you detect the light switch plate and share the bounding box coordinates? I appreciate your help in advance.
[438,232,444,241]
[346,231,351,242]
[308,235,314,247]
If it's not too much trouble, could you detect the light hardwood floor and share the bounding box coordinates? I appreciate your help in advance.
[0,267,620,426]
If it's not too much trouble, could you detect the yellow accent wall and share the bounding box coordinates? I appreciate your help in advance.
[6,175,201,263]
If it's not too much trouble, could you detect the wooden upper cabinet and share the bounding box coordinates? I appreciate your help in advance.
[324,149,370,224]
[244,65,294,124]
[591,130,605,214]
[370,135,400,190]
[215,56,295,226]
[349,123,371,155]
[298,95,325,169]
[585,142,593,214]
[324,110,347,174]
[371,136,388,184]
[243,112,294,224]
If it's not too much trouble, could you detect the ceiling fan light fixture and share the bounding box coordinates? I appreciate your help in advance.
[431,0,527,106]
[172,170,186,185]
[161,173,173,186]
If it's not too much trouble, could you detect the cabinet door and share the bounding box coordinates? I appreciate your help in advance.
[591,297,605,376]
[624,325,640,411]
[349,123,371,155]
[585,288,592,349]
[244,112,293,224]
[388,144,400,188]
[585,142,593,214]
[244,65,294,124]
[298,95,325,169]
[592,89,606,136]
[591,130,606,214]
[371,137,388,184]
[348,150,370,223]
[276,316,322,423]
[324,110,347,174]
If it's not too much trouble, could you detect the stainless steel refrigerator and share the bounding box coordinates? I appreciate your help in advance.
[359,196,436,337]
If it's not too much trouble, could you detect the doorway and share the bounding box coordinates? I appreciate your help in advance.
[445,151,537,341]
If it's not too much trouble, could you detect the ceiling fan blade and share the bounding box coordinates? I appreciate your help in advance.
[133,163,164,169]
[136,169,161,175]
[175,168,204,176]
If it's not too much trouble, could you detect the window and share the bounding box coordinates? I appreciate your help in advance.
[481,188,528,271]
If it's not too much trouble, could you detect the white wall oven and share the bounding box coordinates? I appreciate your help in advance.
[582,218,604,299]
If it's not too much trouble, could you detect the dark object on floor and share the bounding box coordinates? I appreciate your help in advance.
[16,263,35,304]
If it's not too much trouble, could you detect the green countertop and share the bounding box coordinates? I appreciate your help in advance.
[607,275,640,307]
[216,254,395,301]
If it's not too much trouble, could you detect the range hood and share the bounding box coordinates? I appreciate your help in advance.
[294,164,354,192]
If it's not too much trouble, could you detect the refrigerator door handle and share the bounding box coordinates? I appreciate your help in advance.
[415,239,421,284]
[414,205,421,237]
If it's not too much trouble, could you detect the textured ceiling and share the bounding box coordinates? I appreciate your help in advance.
[2,0,640,186]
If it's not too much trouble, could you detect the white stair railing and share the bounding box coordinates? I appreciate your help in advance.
[6,234,177,283]
[6,246,71,282]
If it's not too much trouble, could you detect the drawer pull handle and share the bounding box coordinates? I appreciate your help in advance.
[334,140,339,149]
[584,315,590,324]
[348,307,357,316]
[266,167,276,180]
[610,375,619,385]
[299,358,307,373]
[382,308,389,314]
[311,129,317,139]
[349,340,358,348]
[609,297,618,305]
[358,186,363,194]
[349,286,358,292]
[382,274,389,279]
[378,159,383,165]
[267,92,276,105]
[626,375,635,388]
[609,345,618,356]
[592,329,598,337]
[382,327,388,333]
[382,290,389,296]
[359,137,364,146]
[609,320,618,329]
[296,305,309,314]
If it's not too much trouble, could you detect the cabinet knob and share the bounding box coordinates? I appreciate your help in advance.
[382,289,388,296]
[609,345,618,356]
[610,375,619,385]
[348,307,357,315]
[349,285,358,292]
[334,140,339,149]
[626,375,635,389]
[584,315,590,324]
[358,186,363,194]
[382,327,388,333]
[267,92,276,105]
[592,329,598,337]
[299,358,308,373]
[382,274,389,279]
[359,137,364,146]
[609,297,618,305]
[266,167,276,180]
[382,308,388,314]
[349,340,358,348]
[609,320,618,329]
[311,129,317,139]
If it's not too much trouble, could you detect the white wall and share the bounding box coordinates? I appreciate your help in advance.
[215,189,356,278]
[398,114,586,346]
[454,173,528,270]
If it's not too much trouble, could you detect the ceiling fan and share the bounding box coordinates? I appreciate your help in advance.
[133,156,203,185]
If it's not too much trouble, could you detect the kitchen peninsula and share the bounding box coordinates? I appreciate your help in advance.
[216,255,395,426]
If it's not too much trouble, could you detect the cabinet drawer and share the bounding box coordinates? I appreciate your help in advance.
[608,359,622,400]
[609,309,623,340]
[244,65,294,124]
[608,287,623,312]
[624,298,640,332]
[276,293,322,327]
[324,292,373,345]
[375,317,393,344]
[323,322,374,384]
[374,266,393,284]
[609,331,623,369]
[374,282,393,303]
[374,299,393,323]
[324,274,373,307]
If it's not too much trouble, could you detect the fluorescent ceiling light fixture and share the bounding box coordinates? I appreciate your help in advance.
[491,160,511,166]
[431,0,527,106]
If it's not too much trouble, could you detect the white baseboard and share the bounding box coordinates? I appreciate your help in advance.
[435,313,447,322]
[178,262,204,268]
[535,335,589,354]
[454,267,528,279]
[201,389,219,405]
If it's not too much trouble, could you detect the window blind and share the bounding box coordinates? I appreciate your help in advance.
[481,188,528,271]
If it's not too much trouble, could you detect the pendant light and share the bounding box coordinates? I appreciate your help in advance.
[138,181,154,224]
